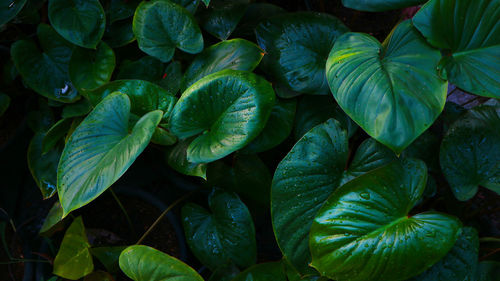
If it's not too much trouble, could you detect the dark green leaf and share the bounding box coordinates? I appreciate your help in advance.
[119,245,204,281]
[166,137,207,179]
[439,105,500,201]
[401,130,440,173]
[158,61,183,94]
[133,0,203,62]
[150,126,177,146]
[242,98,296,154]
[42,118,72,154]
[61,98,93,119]
[413,0,500,98]
[48,0,106,48]
[103,18,135,48]
[69,42,116,91]
[233,3,285,39]
[309,160,462,281]
[231,261,287,281]
[109,0,141,23]
[57,93,162,216]
[182,189,256,270]
[39,202,65,235]
[272,119,396,274]
[326,20,447,153]
[170,70,275,163]
[208,263,240,281]
[0,93,11,117]
[198,0,249,40]
[181,39,264,91]
[476,261,500,281]
[91,246,127,273]
[342,0,425,12]
[171,0,200,14]
[256,12,349,95]
[117,56,163,82]
[0,0,27,25]
[11,24,79,103]
[53,217,93,280]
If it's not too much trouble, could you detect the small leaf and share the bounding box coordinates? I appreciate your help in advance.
[256,12,349,95]
[42,118,72,155]
[166,137,207,179]
[202,0,210,7]
[39,202,65,235]
[182,189,256,270]
[231,261,287,281]
[133,0,203,62]
[309,159,462,281]
[181,38,264,91]
[48,0,106,48]
[119,245,204,281]
[326,20,447,153]
[53,217,93,280]
[342,0,426,12]
[91,246,127,273]
[170,70,275,163]
[57,93,162,216]
[69,42,116,91]
[440,105,500,201]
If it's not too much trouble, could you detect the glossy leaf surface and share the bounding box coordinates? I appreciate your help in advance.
[53,217,93,280]
[133,0,203,62]
[166,137,207,179]
[256,12,349,95]
[326,20,447,153]
[69,42,115,91]
[413,0,500,98]
[11,24,79,103]
[342,0,425,11]
[170,70,275,163]
[119,245,204,281]
[309,160,462,281]
[181,39,264,91]
[198,0,248,40]
[272,119,396,273]
[440,106,500,201]
[57,93,162,216]
[182,189,256,270]
[48,0,105,48]
[39,202,64,234]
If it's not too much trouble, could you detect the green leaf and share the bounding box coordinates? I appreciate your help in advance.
[342,0,425,12]
[256,12,349,95]
[272,119,396,274]
[48,0,106,48]
[62,98,93,119]
[401,130,440,174]
[171,0,200,14]
[198,0,249,40]
[0,93,11,117]
[91,246,127,273]
[170,70,275,163]
[69,42,116,91]
[202,0,210,7]
[133,0,203,62]
[28,131,62,199]
[233,3,285,39]
[0,0,27,25]
[326,20,447,153]
[42,118,72,155]
[413,0,500,98]
[206,154,272,207]
[117,56,163,82]
[57,92,162,216]
[109,0,141,23]
[150,126,177,146]
[182,189,256,270]
[53,217,93,280]
[158,61,183,94]
[439,105,500,201]
[242,98,296,154]
[103,18,135,48]
[119,245,204,281]
[181,39,264,91]
[40,202,65,235]
[293,95,357,140]
[309,159,462,281]
[231,261,287,281]
[86,80,177,123]
[11,24,79,103]
[166,137,207,179]
[84,271,115,281]
[410,227,479,281]
[208,263,240,281]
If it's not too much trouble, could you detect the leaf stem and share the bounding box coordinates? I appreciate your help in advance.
[109,188,135,235]
[136,190,197,245]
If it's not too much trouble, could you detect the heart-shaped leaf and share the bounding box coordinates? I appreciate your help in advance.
[48,0,105,48]
[197,0,249,40]
[326,20,447,153]
[256,12,349,95]
[53,217,93,280]
[69,42,116,91]
[272,119,396,274]
[86,80,177,123]
[133,0,203,62]
[182,189,256,270]
[231,261,287,281]
[242,98,296,154]
[170,69,275,163]
[57,92,162,216]
[181,38,264,91]
[0,0,27,25]
[11,24,79,103]
[119,245,204,281]
[342,0,426,12]
[410,227,479,281]
[440,105,500,201]
[309,159,462,281]
[413,0,500,98]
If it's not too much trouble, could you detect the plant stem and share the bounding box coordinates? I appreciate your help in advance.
[136,190,196,245]
[110,188,135,235]
[480,237,500,243]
